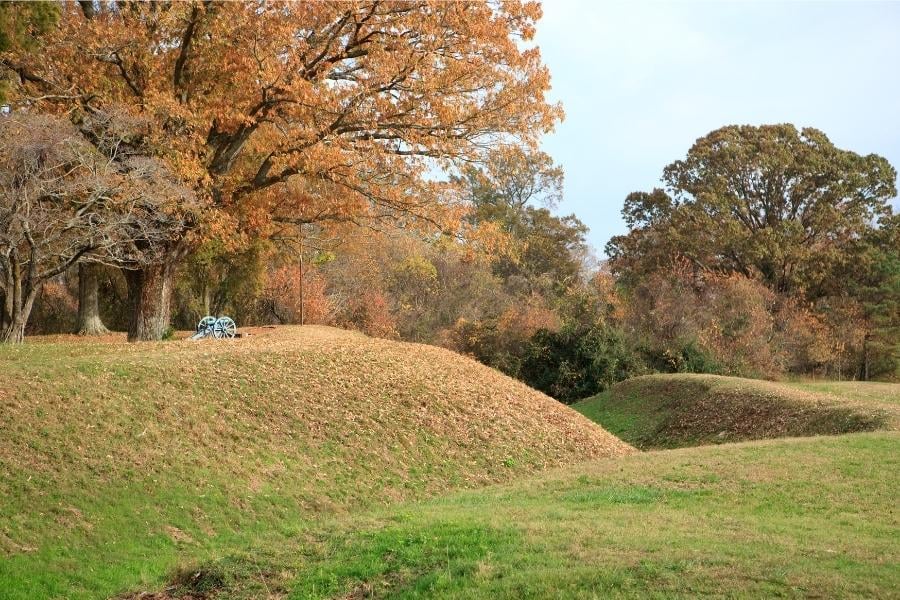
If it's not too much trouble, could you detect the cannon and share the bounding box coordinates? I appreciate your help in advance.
[190,315,237,340]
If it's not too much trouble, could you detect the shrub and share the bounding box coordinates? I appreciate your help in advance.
[519,323,644,403]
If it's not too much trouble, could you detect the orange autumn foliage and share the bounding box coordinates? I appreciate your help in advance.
[496,300,560,342]
[263,265,334,326]
[623,259,841,378]
[7,1,561,242]
[349,290,399,340]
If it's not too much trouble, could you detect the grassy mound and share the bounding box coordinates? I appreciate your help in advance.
[0,326,630,599]
[573,374,900,449]
[134,432,900,599]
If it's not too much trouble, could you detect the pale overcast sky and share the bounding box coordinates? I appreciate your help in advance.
[534,0,900,253]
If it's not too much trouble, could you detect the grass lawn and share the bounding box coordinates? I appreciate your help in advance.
[783,380,900,405]
[144,432,900,599]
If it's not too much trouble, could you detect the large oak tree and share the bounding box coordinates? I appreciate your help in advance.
[3,0,560,340]
[607,124,897,297]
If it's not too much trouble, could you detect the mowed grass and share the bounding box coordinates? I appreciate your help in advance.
[573,374,900,450]
[0,326,629,599]
[140,432,900,599]
[783,380,900,405]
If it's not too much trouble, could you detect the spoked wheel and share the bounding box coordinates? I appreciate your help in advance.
[197,315,217,334]
[214,316,237,339]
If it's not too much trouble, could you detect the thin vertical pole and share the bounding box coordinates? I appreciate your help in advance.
[298,225,304,326]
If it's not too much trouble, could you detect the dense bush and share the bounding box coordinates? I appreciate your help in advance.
[519,323,644,403]
[639,341,722,376]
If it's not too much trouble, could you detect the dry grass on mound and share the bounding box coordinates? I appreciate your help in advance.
[1,326,631,514]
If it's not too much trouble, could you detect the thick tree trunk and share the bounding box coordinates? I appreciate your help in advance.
[1,287,38,344]
[0,317,26,343]
[76,262,110,336]
[124,260,177,342]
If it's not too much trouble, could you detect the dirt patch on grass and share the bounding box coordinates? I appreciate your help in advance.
[119,567,226,600]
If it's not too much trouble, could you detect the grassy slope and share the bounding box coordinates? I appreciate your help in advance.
[573,374,900,449]
[783,380,900,404]
[138,432,900,599]
[0,326,630,599]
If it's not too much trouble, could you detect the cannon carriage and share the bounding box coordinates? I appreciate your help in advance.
[190,315,237,340]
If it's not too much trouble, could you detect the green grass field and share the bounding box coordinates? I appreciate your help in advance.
[783,380,900,404]
[130,433,900,599]
[2,329,898,599]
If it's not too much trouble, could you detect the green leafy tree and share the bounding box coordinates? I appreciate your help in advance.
[520,322,643,403]
[457,147,588,291]
[607,124,897,297]
[837,215,900,379]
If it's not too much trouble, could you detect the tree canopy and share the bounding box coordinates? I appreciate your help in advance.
[607,123,899,379]
[6,1,559,228]
[457,147,588,291]
[607,124,897,297]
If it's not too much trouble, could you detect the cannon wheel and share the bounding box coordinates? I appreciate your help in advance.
[214,316,237,339]
[197,315,217,334]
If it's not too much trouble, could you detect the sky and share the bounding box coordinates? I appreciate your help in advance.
[533,0,900,254]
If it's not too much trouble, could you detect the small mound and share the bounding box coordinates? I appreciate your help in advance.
[573,374,899,449]
[0,326,629,599]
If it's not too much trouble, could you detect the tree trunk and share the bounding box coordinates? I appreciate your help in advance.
[862,331,870,381]
[299,250,305,326]
[1,286,38,344]
[76,262,110,336]
[0,290,8,334]
[124,260,177,342]
[0,316,26,343]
